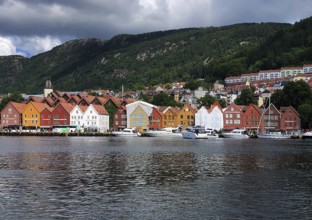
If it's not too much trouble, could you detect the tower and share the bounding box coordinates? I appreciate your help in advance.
[44,80,53,97]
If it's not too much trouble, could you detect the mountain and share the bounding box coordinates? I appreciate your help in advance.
[2,19,311,94]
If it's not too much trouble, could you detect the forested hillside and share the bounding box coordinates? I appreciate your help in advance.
[1,17,311,94]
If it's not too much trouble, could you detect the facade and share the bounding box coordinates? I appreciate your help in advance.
[70,105,86,128]
[40,107,53,128]
[262,103,281,130]
[223,103,244,130]
[22,102,49,128]
[242,104,262,130]
[0,102,26,129]
[126,101,156,130]
[52,103,75,126]
[83,104,109,132]
[149,107,162,129]
[177,103,196,129]
[280,67,303,77]
[161,106,179,128]
[113,106,127,130]
[195,106,209,127]
[207,102,223,130]
[194,87,208,99]
[280,106,301,132]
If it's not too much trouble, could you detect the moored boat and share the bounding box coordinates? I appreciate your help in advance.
[112,128,139,136]
[257,130,291,139]
[302,131,312,139]
[181,126,218,139]
[144,127,182,137]
[222,129,249,138]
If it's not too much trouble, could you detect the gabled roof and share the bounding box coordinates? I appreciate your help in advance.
[55,102,75,114]
[78,105,88,113]
[29,102,50,113]
[68,95,81,104]
[9,102,26,113]
[93,105,108,115]
[78,95,96,105]
[208,101,223,113]
[93,96,108,105]
[280,106,299,116]
[28,96,44,103]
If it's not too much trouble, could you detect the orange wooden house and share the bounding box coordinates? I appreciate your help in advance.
[22,102,50,128]
[177,103,196,129]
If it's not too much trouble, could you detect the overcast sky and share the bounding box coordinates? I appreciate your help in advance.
[0,0,312,57]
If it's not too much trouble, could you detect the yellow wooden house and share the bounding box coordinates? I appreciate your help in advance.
[22,102,49,128]
[161,106,179,128]
[177,103,197,129]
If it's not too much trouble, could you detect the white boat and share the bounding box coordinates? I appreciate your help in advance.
[257,130,291,139]
[222,129,249,138]
[302,131,312,139]
[144,127,182,137]
[181,126,218,139]
[112,128,139,136]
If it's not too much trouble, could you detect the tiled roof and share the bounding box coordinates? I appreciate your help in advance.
[31,102,50,113]
[93,105,108,115]
[10,102,26,113]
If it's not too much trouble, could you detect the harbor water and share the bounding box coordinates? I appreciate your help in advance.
[0,136,312,219]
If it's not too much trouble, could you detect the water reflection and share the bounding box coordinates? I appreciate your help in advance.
[0,136,312,219]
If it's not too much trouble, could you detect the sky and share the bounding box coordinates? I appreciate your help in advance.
[0,0,312,57]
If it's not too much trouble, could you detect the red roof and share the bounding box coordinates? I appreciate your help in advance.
[10,102,26,113]
[93,105,108,115]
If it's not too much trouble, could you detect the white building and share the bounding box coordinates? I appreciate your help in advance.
[195,106,209,127]
[83,104,109,132]
[194,102,224,130]
[70,105,87,128]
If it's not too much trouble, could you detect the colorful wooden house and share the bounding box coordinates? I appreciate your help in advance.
[126,101,155,130]
[262,103,281,130]
[223,103,244,130]
[0,102,26,129]
[149,107,162,129]
[22,102,50,128]
[83,104,109,132]
[195,106,209,127]
[113,105,127,130]
[160,106,179,128]
[177,103,196,129]
[207,101,224,130]
[242,104,262,131]
[40,107,54,129]
[280,106,301,132]
[52,102,75,126]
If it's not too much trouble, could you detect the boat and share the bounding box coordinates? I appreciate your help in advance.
[112,128,139,136]
[144,127,182,137]
[302,131,312,139]
[257,130,291,139]
[222,129,249,138]
[181,126,218,139]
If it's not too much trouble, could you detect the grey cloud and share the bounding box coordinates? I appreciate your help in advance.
[0,0,311,56]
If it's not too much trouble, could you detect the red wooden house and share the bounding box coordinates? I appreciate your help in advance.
[223,103,245,130]
[242,104,262,131]
[280,106,301,132]
[52,103,75,126]
[0,102,26,129]
[149,107,163,130]
[262,103,281,130]
[113,105,127,130]
[40,107,54,129]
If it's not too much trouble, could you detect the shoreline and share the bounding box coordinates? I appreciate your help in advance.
[0,131,114,137]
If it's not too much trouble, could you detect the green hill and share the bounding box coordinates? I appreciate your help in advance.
[2,18,311,94]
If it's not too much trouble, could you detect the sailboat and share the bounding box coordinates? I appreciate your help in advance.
[257,97,291,139]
